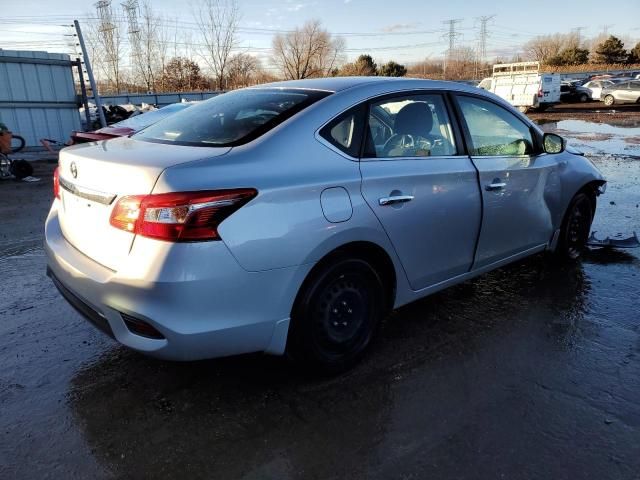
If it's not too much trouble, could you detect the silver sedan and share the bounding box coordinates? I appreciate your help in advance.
[45,77,606,373]
[601,80,640,105]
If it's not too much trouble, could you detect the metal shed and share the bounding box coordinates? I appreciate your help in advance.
[0,49,81,149]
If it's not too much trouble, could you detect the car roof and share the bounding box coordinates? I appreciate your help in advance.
[248,76,479,94]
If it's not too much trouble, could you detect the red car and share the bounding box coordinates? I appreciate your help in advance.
[72,103,194,143]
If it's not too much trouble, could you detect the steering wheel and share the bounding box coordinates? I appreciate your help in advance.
[382,134,432,157]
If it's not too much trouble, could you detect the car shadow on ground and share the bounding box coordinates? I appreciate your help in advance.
[67,254,596,479]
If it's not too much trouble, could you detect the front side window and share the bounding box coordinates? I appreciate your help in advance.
[364,94,457,158]
[457,96,534,156]
[135,88,331,147]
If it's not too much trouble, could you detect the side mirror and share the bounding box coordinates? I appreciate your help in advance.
[543,132,565,154]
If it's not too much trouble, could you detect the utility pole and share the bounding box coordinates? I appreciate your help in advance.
[442,18,462,79]
[476,15,495,78]
[74,20,107,128]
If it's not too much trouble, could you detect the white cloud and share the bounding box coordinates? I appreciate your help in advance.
[381,23,420,33]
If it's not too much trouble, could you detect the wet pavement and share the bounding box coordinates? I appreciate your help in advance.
[1,119,640,479]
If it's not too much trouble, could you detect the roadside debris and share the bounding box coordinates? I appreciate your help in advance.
[587,231,640,249]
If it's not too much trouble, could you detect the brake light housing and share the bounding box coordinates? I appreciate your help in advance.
[109,189,257,242]
[53,166,60,199]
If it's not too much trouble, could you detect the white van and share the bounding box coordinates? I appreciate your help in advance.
[478,62,561,113]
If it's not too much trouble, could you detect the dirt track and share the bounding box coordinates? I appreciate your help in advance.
[529,102,640,123]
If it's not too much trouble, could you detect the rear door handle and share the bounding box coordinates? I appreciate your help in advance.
[379,195,414,206]
[485,182,506,191]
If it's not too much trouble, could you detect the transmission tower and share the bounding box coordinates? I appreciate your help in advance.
[122,0,143,84]
[96,0,116,34]
[95,0,120,91]
[442,18,463,78]
[600,24,614,36]
[572,26,586,46]
[476,15,495,77]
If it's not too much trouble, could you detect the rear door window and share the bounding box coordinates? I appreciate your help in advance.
[364,94,457,158]
[136,89,331,147]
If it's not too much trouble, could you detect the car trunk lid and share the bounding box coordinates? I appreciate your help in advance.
[57,137,230,270]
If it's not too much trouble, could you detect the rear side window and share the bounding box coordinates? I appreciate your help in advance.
[457,95,534,156]
[135,89,331,147]
[319,104,366,157]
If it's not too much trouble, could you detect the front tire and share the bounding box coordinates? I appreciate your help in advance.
[517,106,530,114]
[603,95,615,106]
[579,93,589,103]
[287,257,386,374]
[556,193,594,260]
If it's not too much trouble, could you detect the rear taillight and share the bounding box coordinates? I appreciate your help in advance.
[109,189,257,242]
[53,167,60,199]
[538,88,543,98]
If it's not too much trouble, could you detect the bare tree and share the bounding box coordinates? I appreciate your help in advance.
[195,0,240,90]
[138,1,161,92]
[524,34,567,64]
[226,53,262,88]
[271,20,345,79]
[122,0,162,92]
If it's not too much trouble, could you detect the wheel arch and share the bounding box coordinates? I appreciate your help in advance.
[576,179,605,219]
[291,240,398,318]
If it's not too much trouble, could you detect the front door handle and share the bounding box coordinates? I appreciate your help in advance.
[485,182,506,191]
[379,195,414,206]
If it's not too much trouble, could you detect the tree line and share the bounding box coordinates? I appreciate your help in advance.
[85,0,640,95]
[524,33,640,67]
[85,0,410,94]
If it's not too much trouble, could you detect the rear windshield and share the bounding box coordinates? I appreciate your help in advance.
[135,88,331,147]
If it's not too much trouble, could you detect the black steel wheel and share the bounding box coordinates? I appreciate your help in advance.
[288,256,386,374]
[557,193,593,260]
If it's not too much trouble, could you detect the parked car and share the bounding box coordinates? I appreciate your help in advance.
[582,79,624,100]
[71,102,196,143]
[615,70,640,79]
[560,81,592,103]
[601,80,640,105]
[46,78,606,372]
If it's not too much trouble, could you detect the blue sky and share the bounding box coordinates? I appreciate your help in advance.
[2,0,639,66]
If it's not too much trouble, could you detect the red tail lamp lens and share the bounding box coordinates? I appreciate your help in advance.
[109,189,257,242]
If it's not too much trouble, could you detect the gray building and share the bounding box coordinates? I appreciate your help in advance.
[0,49,81,149]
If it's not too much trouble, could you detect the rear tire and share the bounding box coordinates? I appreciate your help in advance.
[579,93,589,103]
[603,95,615,106]
[556,192,594,260]
[517,106,530,114]
[287,256,386,374]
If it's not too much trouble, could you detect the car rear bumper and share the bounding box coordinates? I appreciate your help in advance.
[45,204,305,361]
